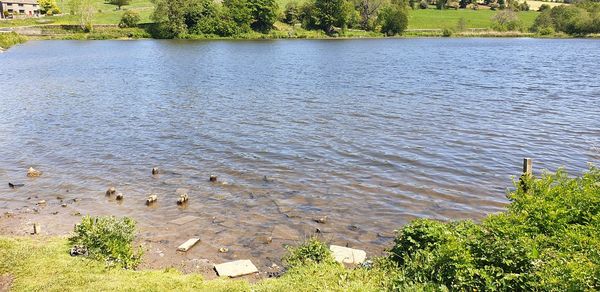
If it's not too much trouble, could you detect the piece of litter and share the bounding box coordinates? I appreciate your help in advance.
[214,260,258,277]
[330,245,367,264]
[177,238,200,252]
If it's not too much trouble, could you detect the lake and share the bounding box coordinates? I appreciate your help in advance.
[1,38,599,267]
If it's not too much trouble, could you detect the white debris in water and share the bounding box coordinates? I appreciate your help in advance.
[214,260,258,277]
[329,245,367,265]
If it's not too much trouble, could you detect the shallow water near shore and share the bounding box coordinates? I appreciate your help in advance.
[1,38,599,271]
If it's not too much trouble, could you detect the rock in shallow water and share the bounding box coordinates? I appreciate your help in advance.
[26,167,42,177]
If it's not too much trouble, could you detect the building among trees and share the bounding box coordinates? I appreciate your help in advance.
[0,0,40,18]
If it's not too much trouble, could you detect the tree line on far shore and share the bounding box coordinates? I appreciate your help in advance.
[150,0,410,37]
[33,0,600,37]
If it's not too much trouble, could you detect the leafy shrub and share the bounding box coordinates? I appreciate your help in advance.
[538,3,551,12]
[38,0,61,15]
[519,1,529,11]
[532,2,600,35]
[119,10,140,28]
[419,0,428,9]
[389,167,600,290]
[492,9,522,31]
[283,237,335,267]
[0,32,27,49]
[378,4,409,36]
[442,27,453,36]
[69,216,143,269]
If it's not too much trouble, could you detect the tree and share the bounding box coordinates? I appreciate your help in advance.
[38,0,61,15]
[119,10,140,27]
[69,0,95,31]
[284,1,300,25]
[355,0,385,30]
[151,0,188,37]
[248,0,279,32]
[107,0,131,10]
[378,3,408,36]
[314,0,354,34]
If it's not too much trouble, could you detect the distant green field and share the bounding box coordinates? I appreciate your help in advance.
[408,8,540,29]
[0,0,540,31]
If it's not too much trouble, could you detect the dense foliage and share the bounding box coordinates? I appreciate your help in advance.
[378,3,409,35]
[0,32,26,49]
[532,1,600,35]
[389,167,600,290]
[38,0,61,15]
[119,10,140,27]
[69,216,143,269]
[151,0,278,38]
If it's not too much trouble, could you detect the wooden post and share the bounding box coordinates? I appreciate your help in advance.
[522,158,532,176]
[520,158,533,192]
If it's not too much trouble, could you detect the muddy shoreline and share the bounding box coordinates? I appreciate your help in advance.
[1,176,394,279]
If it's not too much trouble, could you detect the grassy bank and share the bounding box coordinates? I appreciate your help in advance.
[1,167,599,291]
[0,32,27,49]
[0,236,387,291]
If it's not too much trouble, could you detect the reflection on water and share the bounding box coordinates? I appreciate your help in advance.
[1,38,599,265]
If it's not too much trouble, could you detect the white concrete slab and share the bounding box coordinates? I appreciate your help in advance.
[169,215,199,226]
[177,238,200,252]
[214,260,258,277]
[330,245,367,264]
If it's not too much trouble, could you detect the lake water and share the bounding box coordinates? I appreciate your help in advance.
[1,39,599,267]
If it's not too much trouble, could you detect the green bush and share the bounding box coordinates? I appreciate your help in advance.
[532,2,600,35]
[119,10,140,28]
[69,216,143,269]
[419,0,428,9]
[0,32,27,49]
[492,9,522,31]
[389,167,600,290]
[442,27,453,36]
[538,3,551,12]
[283,237,335,267]
[378,3,409,36]
[38,0,61,15]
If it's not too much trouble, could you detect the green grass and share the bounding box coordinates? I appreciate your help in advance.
[0,32,27,49]
[0,236,387,291]
[407,8,539,29]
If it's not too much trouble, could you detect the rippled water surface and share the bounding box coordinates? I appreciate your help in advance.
[1,39,599,264]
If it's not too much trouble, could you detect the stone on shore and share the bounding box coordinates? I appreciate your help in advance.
[177,238,200,252]
[329,245,367,265]
[214,260,258,277]
[27,167,42,177]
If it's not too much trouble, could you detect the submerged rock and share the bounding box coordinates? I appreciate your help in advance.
[116,192,124,200]
[314,216,328,224]
[209,175,217,182]
[146,194,158,205]
[152,167,159,175]
[177,193,189,205]
[106,187,116,196]
[26,167,42,177]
